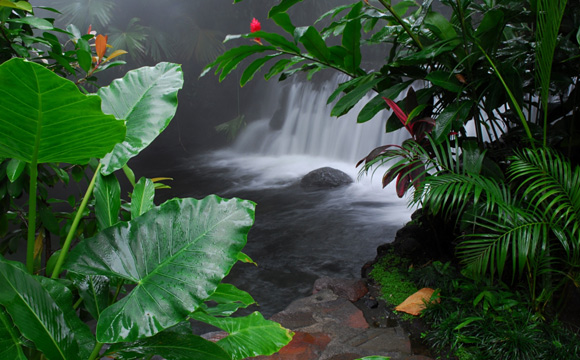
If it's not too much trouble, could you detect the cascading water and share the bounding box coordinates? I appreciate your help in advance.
[189,75,414,318]
[233,75,408,163]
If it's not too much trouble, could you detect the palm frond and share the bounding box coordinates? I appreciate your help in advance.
[413,170,509,219]
[536,0,568,141]
[109,18,149,62]
[53,0,116,29]
[508,147,580,240]
[458,208,549,281]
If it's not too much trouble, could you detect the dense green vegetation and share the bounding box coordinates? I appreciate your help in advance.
[205,0,580,358]
[0,2,292,359]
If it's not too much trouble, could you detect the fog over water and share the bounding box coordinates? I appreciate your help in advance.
[43,0,417,316]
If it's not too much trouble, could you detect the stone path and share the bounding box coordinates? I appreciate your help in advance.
[250,278,435,360]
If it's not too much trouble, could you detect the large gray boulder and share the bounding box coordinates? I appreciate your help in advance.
[300,167,353,190]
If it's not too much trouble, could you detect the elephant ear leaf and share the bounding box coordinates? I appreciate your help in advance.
[64,195,255,343]
[99,62,184,175]
[0,257,95,360]
[0,58,125,164]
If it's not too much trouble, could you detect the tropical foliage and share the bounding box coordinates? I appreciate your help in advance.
[0,2,291,359]
[204,0,580,356]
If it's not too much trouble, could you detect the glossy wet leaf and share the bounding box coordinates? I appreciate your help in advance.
[69,272,110,320]
[0,307,26,360]
[6,158,25,182]
[0,0,32,12]
[105,324,231,360]
[0,58,125,164]
[64,196,256,343]
[130,177,155,219]
[192,311,293,360]
[297,26,330,63]
[0,256,95,359]
[99,62,184,175]
[201,283,255,316]
[342,19,361,74]
[94,172,121,231]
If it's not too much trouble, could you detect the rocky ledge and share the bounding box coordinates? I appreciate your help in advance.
[251,277,434,360]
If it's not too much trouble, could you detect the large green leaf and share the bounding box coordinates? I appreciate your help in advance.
[297,26,330,63]
[0,307,26,360]
[99,62,184,175]
[0,256,95,359]
[0,58,125,164]
[94,172,121,231]
[105,323,231,360]
[192,311,293,360]
[64,196,256,343]
[342,19,362,74]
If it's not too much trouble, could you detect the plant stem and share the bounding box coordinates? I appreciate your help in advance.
[477,43,535,148]
[26,161,38,273]
[88,342,104,360]
[377,0,423,50]
[51,162,103,279]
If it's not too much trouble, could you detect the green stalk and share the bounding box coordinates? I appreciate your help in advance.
[88,342,104,360]
[26,161,38,274]
[477,43,535,148]
[377,0,423,50]
[51,162,103,279]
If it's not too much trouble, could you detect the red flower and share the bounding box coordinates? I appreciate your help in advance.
[250,18,262,44]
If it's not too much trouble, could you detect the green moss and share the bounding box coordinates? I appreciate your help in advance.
[368,249,418,309]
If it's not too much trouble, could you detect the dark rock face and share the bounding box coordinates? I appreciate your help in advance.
[312,277,368,302]
[300,167,353,190]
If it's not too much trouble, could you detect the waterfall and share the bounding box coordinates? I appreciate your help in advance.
[233,76,408,164]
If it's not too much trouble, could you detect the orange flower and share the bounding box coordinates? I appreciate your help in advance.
[250,18,262,44]
[95,34,108,63]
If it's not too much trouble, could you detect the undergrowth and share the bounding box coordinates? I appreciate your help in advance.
[369,249,580,359]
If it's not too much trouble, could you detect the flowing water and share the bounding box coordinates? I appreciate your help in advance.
[150,76,413,317]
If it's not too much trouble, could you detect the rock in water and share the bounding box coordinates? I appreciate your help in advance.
[300,167,353,190]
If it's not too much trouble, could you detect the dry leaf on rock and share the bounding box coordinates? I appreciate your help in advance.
[395,288,439,316]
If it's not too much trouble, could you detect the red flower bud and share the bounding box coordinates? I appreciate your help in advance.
[250,18,261,33]
[250,18,262,44]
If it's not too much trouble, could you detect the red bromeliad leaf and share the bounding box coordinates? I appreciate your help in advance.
[410,160,426,188]
[356,144,401,167]
[383,97,409,130]
[382,163,406,188]
[395,171,412,198]
[409,117,436,141]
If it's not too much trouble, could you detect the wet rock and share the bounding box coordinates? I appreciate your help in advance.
[313,277,368,302]
[300,167,353,190]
